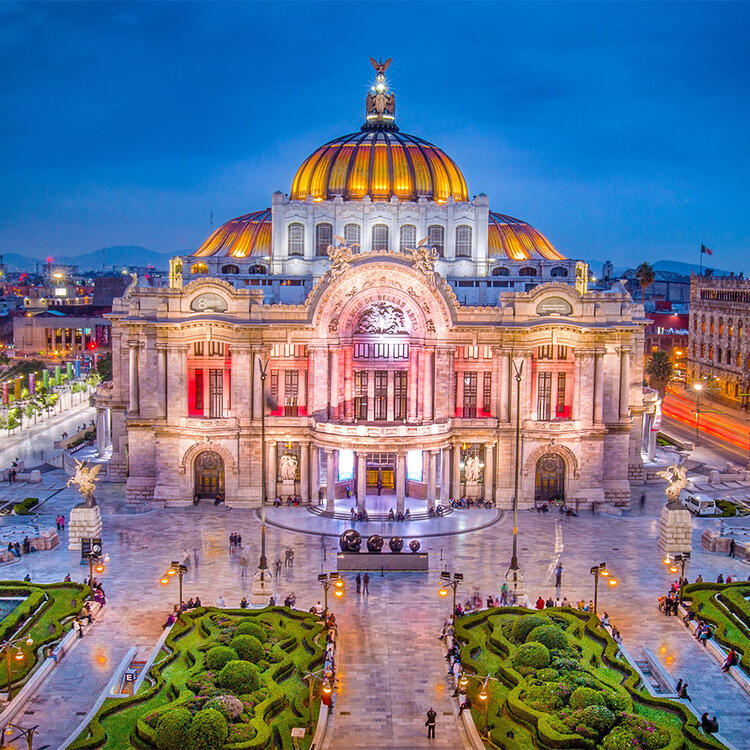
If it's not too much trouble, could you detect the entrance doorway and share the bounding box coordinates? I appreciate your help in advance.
[535,453,565,504]
[194,451,225,498]
[366,452,396,494]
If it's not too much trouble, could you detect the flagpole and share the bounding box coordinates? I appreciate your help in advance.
[699,243,703,277]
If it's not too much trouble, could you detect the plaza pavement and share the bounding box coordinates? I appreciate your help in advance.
[1,470,750,747]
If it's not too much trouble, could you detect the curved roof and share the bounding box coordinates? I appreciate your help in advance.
[488,212,565,261]
[192,208,271,258]
[290,130,468,203]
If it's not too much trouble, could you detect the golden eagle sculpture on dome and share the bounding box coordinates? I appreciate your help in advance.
[365,56,396,129]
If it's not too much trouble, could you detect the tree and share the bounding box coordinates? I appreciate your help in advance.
[635,262,655,301]
[96,354,112,382]
[645,350,673,398]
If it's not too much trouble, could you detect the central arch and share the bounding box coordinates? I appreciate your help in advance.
[194,450,225,498]
[535,453,565,504]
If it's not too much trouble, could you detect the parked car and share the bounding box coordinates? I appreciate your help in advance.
[679,490,718,516]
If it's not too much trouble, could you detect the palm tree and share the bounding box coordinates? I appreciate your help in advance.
[635,262,655,301]
[645,350,673,398]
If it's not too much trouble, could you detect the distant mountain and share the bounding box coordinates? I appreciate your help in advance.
[0,245,176,272]
[584,258,732,278]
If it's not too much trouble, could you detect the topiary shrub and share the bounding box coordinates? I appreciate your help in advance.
[526,624,569,651]
[509,614,547,643]
[155,708,192,750]
[618,713,670,749]
[602,690,630,712]
[569,686,607,710]
[230,634,263,663]
[205,646,238,671]
[512,641,551,669]
[602,727,638,750]
[524,681,571,710]
[204,694,244,720]
[536,668,560,682]
[187,708,228,750]
[234,621,268,641]
[565,705,616,735]
[551,656,580,672]
[216,660,261,694]
[569,672,599,689]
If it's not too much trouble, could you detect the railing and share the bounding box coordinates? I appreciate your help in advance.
[312,420,451,438]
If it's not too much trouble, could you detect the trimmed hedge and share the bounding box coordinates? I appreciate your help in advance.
[12,497,38,515]
[216,659,261,694]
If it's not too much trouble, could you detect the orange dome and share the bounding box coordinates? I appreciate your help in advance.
[488,212,565,261]
[290,130,468,203]
[192,209,271,258]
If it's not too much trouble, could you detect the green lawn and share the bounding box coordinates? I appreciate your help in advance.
[454,607,726,750]
[69,607,326,750]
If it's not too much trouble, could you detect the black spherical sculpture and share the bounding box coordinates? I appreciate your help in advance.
[409,539,422,553]
[389,536,404,553]
[367,534,384,553]
[339,529,362,553]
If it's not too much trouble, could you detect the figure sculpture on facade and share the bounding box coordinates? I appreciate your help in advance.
[327,238,356,278]
[464,454,482,483]
[407,239,439,282]
[278,453,299,481]
[67,459,102,508]
[656,463,688,508]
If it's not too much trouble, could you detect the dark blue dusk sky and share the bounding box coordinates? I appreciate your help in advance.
[1,1,748,270]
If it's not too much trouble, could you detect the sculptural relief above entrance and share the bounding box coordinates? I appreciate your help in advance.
[355,302,409,336]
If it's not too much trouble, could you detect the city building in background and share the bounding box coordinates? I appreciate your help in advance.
[95,61,650,510]
[645,306,689,382]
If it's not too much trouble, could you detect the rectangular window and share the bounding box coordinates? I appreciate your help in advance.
[463,371,477,418]
[537,372,552,421]
[462,346,479,360]
[556,373,566,415]
[208,341,224,357]
[270,370,279,409]
[538,345,554,360]
[193,342,204,357]
[354,370,368,420]
[374,371,388,420]
[557,346,568,360]
[394,370,408,420]
[482,372,492,414]
[195,370,204,411]
[392,344,409,359]
[354,343,369,359]
[373,343,389,359]
[209,369,223,418]
[284,370,299,416]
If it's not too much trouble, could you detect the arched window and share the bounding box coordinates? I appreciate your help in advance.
[427,224,444,256]
[288,223,304,256]
[344,223,361,250]
[520,267,537,277]
[701,315,706,333]
[371,223,389,251]
[221,264,239,274]
[315,222,333,257]
[719,317,724,336]
[710,317,714,334]
[550,266,568,277]
[738,352,743,367]
[492,266,510,277]
[190,262,208,274]
[455,225,472,257]
[727,349,732,365]
[729,318,733,338]
[399,224,416,252]
[248,264,267,274]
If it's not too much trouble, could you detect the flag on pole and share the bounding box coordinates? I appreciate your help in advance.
[701,243,713,256]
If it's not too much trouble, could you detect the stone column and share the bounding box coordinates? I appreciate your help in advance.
[267,442,277,501]
[500,351,511,422]
[96,409,105,455]
[484,443,495,502]
[423,348,434,421]
[329,349,340,420]
[408,346,419,421]
[452,443,462,498]
[343,346,353,421]
[648,421,657,461]
[415,349,424,420]
[325,449,336,512]
[356,451,367,512]
[310,446,320,505]
[396,451,406,513]
[427,450,437,510]
[593,350,605,423]
[128,340,140,414]
[251,348,263,421]
[231,346,251,422]
[166,347,181,424]
[619,348,631,419]
[440,446,451,503]
[156,346,167,419]
[300,443,310,503]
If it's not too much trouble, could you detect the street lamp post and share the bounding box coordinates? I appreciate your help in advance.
[439,571,463,617]
[506,359,525,600]
[2,722,39,750]
[590,562,618,614]
[693,383,703,446]
[665,552,691,606]
[1,634,33,701]
[302,669,330,727]
[317,573,344,620]
[459,673,499,738]
[160,562,188,612]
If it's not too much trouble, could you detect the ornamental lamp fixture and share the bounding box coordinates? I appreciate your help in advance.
[438,587,448,598]
[479,689,488,702]
[608,578,618,587]
[160,577,169,585]
[25,637,33,647]
[14,649,23,661]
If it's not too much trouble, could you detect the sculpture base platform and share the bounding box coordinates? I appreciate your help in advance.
[67,504,102,551]
[505,565,526,601]
[658,504,693,555]
[250,567,274,607]
[336,551,428,572]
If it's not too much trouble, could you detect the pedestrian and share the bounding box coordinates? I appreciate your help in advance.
[60,515,65,530]
[356,573,361,594]
[193,549,199,569]
[729,538,736,557]
[240,555,248,578]
[181,548,190,568]
[555,562,563,587]
[275,557,282,578]
[717,573,724,584]
[217,595,225,608]
[56,515,61,531]
[425,707,437,739]
[363,573,370,595]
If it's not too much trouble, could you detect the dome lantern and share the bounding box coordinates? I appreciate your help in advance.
[363,56,398,132]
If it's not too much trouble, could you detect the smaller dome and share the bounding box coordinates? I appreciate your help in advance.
[488,212,565,261]
[193,209,271,258]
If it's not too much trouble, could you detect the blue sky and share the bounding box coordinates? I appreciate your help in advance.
[0,1,748,270]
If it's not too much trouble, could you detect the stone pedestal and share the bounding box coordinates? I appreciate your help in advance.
[67,504,103,551]
[658,504,693,555]
[250,566,274,607]
[505,565,526,603]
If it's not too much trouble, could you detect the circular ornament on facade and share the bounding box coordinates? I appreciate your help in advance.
[366,534,384,553]
[190,292,229,313]
[389,536,404,553]
[409,539,422,553]
[536,296,572,317]
[339,529,362,553]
